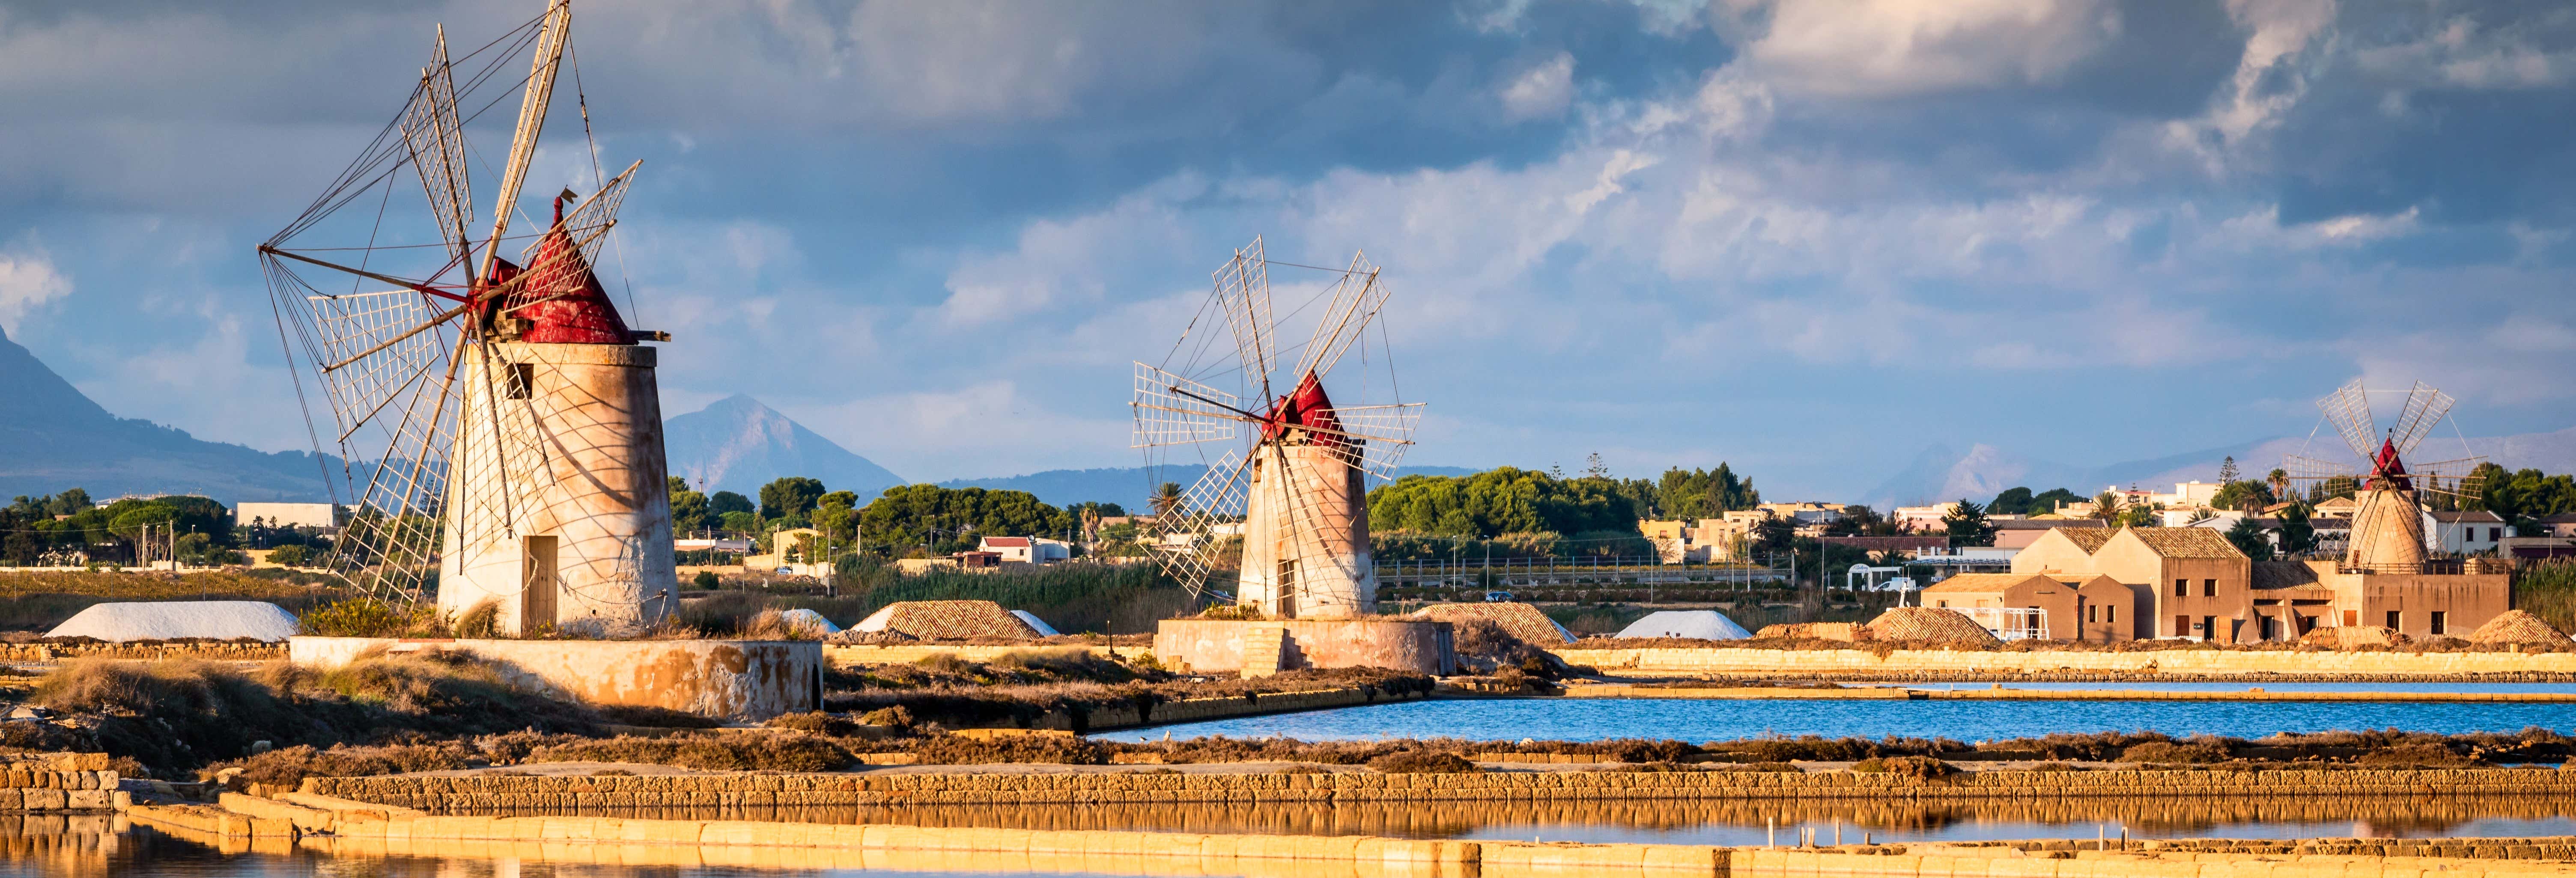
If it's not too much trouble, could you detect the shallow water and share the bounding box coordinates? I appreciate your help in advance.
[1091,696,2576,744]
[1914,681,2576,694]
[0,824,1134,877]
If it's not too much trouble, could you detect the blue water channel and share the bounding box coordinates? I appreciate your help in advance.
[1091,696,2576,744]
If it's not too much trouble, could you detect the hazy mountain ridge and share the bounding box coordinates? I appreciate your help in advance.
[662,394,906,499]
[939,464,1483,510]
[1865,428,2576,510]
[0,325,334,503]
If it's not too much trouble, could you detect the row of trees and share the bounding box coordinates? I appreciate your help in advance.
[0,489,242,567]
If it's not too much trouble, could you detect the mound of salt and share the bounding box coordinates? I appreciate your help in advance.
[46,601,301,643]
[2468,610,2572,646]
[1864,607,2002,646]
[1615,610,1751,640]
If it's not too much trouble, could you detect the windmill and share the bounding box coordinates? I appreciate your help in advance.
[1132,237,1424,619]
[258,0,679,634]
[2282,380,2487,573]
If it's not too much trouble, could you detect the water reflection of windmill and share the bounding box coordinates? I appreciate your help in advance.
[2283,381,2486,573]
[257,0,679,633]
[1133,237,1424,619]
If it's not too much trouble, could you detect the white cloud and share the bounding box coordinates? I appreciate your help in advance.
[2163,0,2338,170]
[795,380,1131,479]
[0,249,70,334]
[2211,205,2420,249]
[1718,0,2120,97]
[2356,16,2573,90]
[1498,52,1575,122]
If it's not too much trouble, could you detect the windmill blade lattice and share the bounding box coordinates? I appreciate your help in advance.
[2388,382,2454,455]
[1151,449,1252,599]
[1132,362,1243,448]
[2317,380,2380,460]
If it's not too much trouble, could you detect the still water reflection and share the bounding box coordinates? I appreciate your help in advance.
[1091,697,2576,743]
[8,797,2576,877]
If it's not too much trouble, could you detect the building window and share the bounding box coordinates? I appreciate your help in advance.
[2203,578,2217,596]
[504,363,534,400]
[2086,604,2097,623]
[2430,611,2446,636]
[2489,527,2501,542]
[2105,605,2114,623]
[2173,578,2187,597]
[2386,610,2401,630]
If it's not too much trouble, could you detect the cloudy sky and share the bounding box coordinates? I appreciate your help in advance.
[4,0,2574,498]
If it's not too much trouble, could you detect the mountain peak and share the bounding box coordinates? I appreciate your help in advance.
[662,396,906,499]
[0,327,328,502]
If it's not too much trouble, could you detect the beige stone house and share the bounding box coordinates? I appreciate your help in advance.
[2012,526,2252,642]
[1919,572,2132,642]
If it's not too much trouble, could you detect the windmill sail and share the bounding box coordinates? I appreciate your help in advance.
[1132,237,1422,612]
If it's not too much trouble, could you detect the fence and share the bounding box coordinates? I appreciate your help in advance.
[1374,557,1791,589]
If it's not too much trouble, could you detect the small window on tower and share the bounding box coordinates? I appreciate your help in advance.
[505,363,534,399]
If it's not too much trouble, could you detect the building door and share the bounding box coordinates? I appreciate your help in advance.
[2202,616,2216,643]
[2174,614,2189,638]
[2260,615,2277,641]
[522,535,558,633]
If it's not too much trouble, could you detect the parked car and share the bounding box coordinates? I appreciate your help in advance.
[1482,591,1513,602]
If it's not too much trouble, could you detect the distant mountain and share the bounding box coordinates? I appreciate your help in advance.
[662,395,906,499]
[939,464,1484,511]
[0,325,333,503]
[1863,427,2576,510]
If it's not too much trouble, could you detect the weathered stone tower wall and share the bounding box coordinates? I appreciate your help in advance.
[2348,488,2427,573]
[1236,442,1375,619]
[439,341,676,634]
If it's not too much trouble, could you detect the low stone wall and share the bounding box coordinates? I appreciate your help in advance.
[308,767,2576,810]
[297,813,2576,878]
[1554,646,2576,680]
[0,754,122,813]
[0,642,286,664]
[1157,619,1455,675]
[289,636,822,722]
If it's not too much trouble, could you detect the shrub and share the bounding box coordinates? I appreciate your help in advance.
[693,571,721,590]
[596,704,721,729]
[454,601,500,639]
[311,652,599,738]
[1851,756,1957,780]
[213,742,471,788]
[909,734,1108,765]
[267,545,310,566]
[2355,742,2477,768]
[533,732,854,771]
[2117,741,2229,764]
[301,598,440,637]
[1367,751,1481,774]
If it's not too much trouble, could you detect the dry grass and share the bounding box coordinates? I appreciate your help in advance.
[1851,756,1958,780]
[1366,750,1480,774]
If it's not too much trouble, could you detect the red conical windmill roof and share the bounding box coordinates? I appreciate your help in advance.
[1261,370,1346,447]
[480,202,631,345]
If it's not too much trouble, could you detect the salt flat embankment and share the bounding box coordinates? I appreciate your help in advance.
[1552,646,2576,681]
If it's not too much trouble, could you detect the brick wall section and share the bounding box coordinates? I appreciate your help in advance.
[1552,646,2576,680]
[307,768,2576,810]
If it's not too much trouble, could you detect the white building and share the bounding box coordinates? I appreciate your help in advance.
[978,536,1073,564]
[2425,510,2508,555]
[236,502,343,530]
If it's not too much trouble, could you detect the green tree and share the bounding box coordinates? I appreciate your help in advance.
[719,510,759,534]
[2218,455,2239,484]
[709,491,754,518]
[857,485,1079,557]
[2268,468,2290,503]
[1942,499,1997,547]
[812,491,861,545]
[2091,491,2126,524]
[2224,516,2273,561]
[2028,488,2085,514]
[1988,487,2035,516]
[667,475,692,497]
[1652,464,1759,519]
[1366,467,1643,539]
[670,490,710,535]
[2211,479,2275,513]
[2278,501,2318,556]
[759,476,826,521]
[1150,482,1184,518]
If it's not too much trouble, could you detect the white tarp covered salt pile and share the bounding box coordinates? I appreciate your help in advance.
[775,608,841,637]
[46,601,301,642]
[1009,610,1061,637]
[1614,610,1751,640]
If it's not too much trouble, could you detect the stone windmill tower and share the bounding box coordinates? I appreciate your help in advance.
[1133,238,1424,619]
[2284,380,2487,572]
[258,0,677,634]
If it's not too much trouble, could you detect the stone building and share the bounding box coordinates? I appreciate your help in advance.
[1918,572,2132,642]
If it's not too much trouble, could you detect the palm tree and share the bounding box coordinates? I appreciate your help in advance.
[1150,482,1184,518]
[2092,491,2126,525]
[2267,468,2290,506]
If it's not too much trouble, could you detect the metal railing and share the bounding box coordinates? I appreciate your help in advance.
[1949,607,2048,641]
